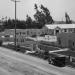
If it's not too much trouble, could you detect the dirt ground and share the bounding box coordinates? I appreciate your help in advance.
[0,48,54,75]
[0,47,75,75]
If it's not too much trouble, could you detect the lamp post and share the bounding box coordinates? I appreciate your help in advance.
[11,0,20,50]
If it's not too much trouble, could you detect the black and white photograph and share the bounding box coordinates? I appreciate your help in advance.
[0,0,75,75]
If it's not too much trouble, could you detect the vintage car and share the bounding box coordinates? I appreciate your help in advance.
[48,53,68,67]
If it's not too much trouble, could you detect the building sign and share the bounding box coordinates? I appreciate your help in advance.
[45,35,57,42]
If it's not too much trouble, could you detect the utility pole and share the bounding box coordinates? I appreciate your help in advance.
[11,0,20,50]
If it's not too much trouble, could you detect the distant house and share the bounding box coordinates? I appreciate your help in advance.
[43,24,75,35]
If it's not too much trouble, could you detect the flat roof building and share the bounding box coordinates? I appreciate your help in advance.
[44,24,75,35]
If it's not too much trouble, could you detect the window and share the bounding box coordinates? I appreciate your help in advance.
[64,29,67,32]
[69,29,73,33]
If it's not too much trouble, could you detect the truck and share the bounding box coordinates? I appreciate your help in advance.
[48,53,69,67]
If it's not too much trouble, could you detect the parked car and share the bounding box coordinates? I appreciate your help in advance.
[48,53,68,67]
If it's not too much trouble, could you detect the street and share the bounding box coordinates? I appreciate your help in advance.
[0,47,75,75]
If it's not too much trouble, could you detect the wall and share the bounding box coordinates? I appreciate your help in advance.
[57,33,75,50]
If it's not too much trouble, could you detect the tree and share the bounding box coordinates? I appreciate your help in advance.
[34,4,38,10]
[65,12,72,24]
[25,15,33,28]
[3,19,15,29]
[3,19,26,29]
[34,4,54,28]
[40,4,54,24]
[3,4,54,29]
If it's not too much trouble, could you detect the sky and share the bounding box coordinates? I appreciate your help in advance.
[0,0,75,21]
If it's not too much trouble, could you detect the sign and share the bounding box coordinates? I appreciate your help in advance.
[45,35,57,42]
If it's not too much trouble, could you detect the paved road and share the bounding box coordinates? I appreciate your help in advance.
[0,47,75,75]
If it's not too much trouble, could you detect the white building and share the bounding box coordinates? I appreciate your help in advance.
[44,24,75,35]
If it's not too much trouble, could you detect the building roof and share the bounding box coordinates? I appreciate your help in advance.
[45,24,75,29]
